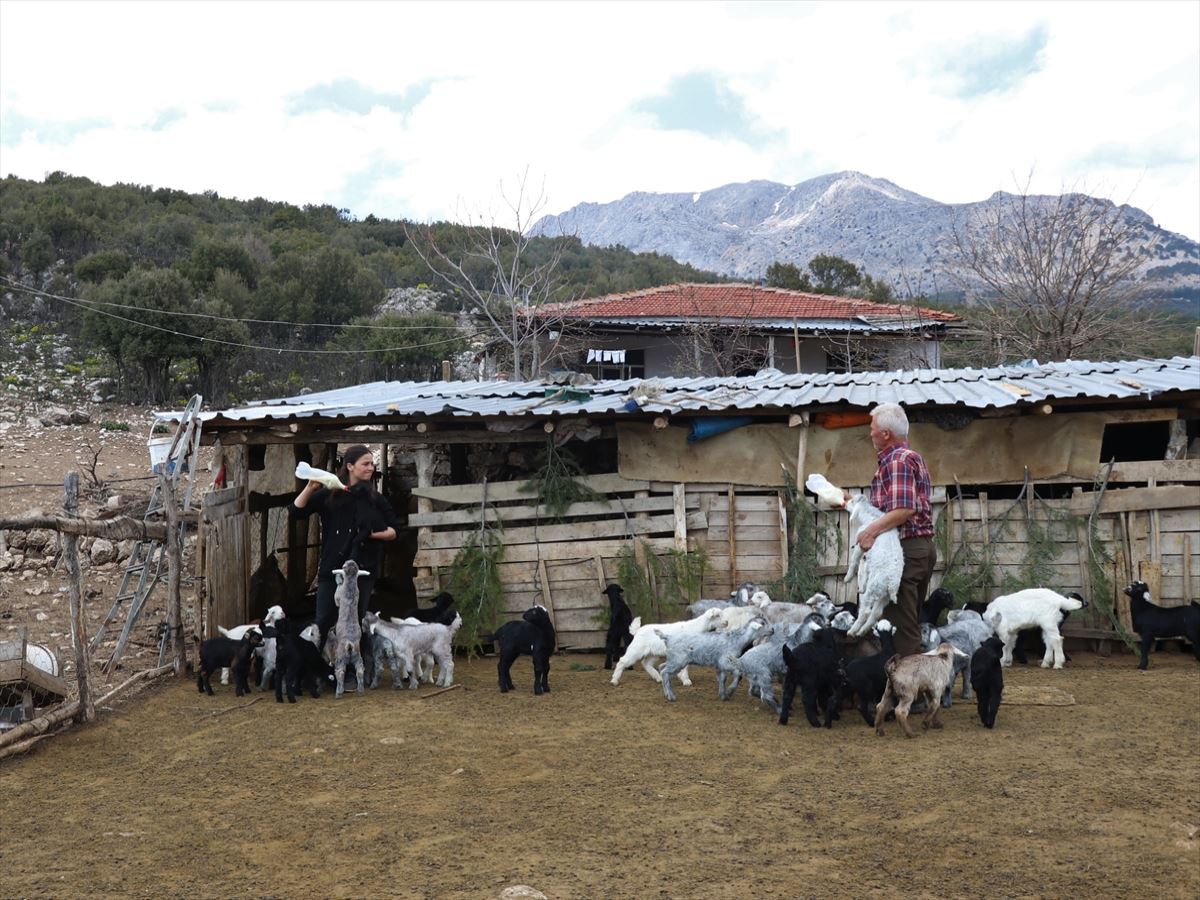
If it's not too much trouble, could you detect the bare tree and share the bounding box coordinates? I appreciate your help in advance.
[663,290,770,376]
[405,171,575,380]
[953,179,1163,363]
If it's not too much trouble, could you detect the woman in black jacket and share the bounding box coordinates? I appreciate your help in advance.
[290,444,400,655]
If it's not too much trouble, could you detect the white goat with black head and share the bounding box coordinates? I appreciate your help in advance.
[331,560,370,697]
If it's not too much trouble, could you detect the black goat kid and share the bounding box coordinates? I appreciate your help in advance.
[970,634,1004,728]
[779,628,846,729]
[493,605,557,695]
[197,631,263,696]
[1124,580,1200,670]
[602,583,634,670]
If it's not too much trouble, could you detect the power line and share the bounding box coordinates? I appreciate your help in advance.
[0,275,466,330]
[6,282,485,355]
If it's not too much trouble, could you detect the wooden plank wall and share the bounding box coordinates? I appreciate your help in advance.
[408,474,781,650]
[812,484,1199,635]
[410,471,1198,647]
[202,512,249,639]
[690,489,789,598]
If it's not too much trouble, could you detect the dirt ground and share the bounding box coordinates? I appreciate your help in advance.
[1,647,1198,899]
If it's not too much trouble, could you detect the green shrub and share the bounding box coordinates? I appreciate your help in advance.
[99,421,131,432]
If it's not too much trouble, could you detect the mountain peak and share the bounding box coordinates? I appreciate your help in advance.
[530,174,1197,305]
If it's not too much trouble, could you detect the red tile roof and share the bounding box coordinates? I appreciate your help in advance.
[537,283,960,323]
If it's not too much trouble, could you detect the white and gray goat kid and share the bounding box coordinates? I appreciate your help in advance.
[331,561,370,697]
[843,495,902,637]
[610,608,723,686]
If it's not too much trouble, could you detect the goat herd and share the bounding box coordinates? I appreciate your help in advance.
[194,562,1199,741]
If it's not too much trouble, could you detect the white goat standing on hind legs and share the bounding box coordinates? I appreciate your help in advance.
[331,560,371,697]
[843,495,903,638]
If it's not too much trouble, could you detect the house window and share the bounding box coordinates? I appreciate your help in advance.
[583,348,645,380]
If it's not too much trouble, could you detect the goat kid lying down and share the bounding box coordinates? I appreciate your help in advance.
[874,642,968,738]
[842,495,902,637]
[610,608,723,686]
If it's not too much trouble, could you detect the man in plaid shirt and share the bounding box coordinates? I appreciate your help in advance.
[851,403,935,655]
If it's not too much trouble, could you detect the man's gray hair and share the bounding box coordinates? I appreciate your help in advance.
[870,403,909,438]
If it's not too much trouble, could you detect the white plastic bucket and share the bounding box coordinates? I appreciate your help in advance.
[148,437,173,471]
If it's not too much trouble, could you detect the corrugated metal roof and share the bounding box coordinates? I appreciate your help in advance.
[164,356,1200,426]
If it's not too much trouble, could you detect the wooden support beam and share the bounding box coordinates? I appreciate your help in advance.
[202,425,615,447]
[777,492,789,578]
[594,555,607,591]
[409,494,697,528]
[414,446,435,578]
[412,472,647,504]
[1183,534,1193,604]
[0,514,169,541]
[1139,559,1163,611]
[1148,477,1162,563]
[673,483,688,552]
[728,485,738,592]
[537,558,557,629]
[62,473,94,723]
[160,471,188,678]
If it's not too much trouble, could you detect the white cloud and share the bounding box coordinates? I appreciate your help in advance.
[1,0,1197,239]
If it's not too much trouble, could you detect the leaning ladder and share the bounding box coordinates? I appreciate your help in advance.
[91,395,204,671]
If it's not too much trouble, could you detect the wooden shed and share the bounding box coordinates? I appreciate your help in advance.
[171,355,1200,651]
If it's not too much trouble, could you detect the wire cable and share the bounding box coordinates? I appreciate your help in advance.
[6,283,484,355]
[0,275,466,330]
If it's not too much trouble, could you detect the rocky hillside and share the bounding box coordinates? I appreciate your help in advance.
[532,172,1200,306]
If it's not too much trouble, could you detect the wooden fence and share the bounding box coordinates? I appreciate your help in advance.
[410,471,1199,649]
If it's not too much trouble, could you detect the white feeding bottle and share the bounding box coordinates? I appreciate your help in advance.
[295,461,348,491]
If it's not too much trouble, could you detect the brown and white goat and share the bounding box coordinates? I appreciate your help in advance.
[874,642,966,738]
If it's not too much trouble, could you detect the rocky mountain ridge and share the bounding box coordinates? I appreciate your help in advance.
[532,172,1199,305]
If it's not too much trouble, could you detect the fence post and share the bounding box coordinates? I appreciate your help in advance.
[159,472,188,677]
[62,472,95,722]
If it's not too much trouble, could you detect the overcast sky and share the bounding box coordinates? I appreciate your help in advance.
[2,0,1197,239]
